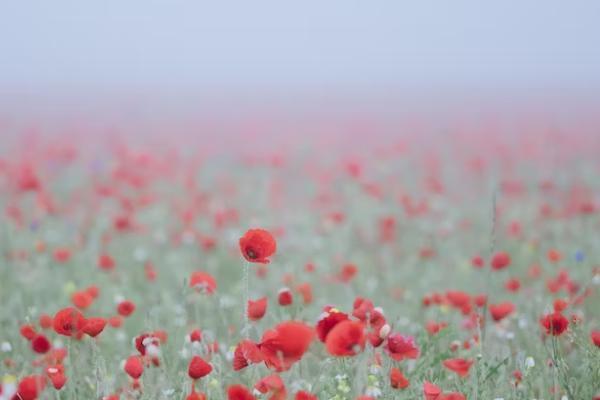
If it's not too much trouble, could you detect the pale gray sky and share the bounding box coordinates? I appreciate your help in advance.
[1,1,599,92]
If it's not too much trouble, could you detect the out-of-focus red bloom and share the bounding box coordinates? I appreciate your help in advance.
[233,339,263,371]
[423,381,442,400]
[190,329,202,342]
[471,255,484,269]
[553,299,568,312]
[46,364,67,390]
[474,294,487,308]
[39,314,53,329]
[540,312,569,336]
[325,320,365,356]
[259,321,314,371]
[188,356,212,379]
[189,271,217,294]
[53,248,71,263]
[277,288,293,306]
[295,390,318,400]
[446,291,471,313]
[489,302,515,322]
[227,384,256,400]
[504,278,521,293]
[31,334,51,354]
[296,283,313,304]
[72,290,94,309]
[591,330,600,347]
[254,374,287,400]
[117,300,136,317]
[239,229,277,264]
[83,317,107,337]
[390,367,409,389]
[124,355,144,379]
[547,249,562,263]
[385,334,419,361]
[98,254,115,271]
[379,216,396,242]
[248,297,268,321]
[53,307,86,337]
[316,308,349,342]
[491,251,511,270]
[16,375,46,400]
[442,358,474,377]
[20,324,37,340]
[186,390,207,400]
[338,263,358,283]
[425,321,448,336]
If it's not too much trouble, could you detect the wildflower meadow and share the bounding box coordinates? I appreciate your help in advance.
[0,122,598,400]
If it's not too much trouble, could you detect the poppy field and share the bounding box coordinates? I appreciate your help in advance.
[0,121,599,400]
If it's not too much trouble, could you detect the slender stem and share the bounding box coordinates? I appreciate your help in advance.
[243,262,250,339]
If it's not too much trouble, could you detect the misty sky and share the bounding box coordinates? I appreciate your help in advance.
[1,1,599,92]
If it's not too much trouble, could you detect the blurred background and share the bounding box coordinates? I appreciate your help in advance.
[1,0,599,144]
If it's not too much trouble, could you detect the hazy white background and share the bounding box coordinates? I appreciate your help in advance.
[1,0,599,94]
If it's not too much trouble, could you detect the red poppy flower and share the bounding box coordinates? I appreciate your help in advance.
[189,271,217,294]
[254,374,287,400]
[39,314,53,329]
[187,390,207,400]
[190,329,202,342]
[540,312,569,336]
[16,375,47,400]
[385,334,419,361]
[124,355,144,379]
[325,320,365,356]
[591,330,600,347]
[188,356,212,379]
[20,324,37,340]
[442,358,474,377]
[53,307,86,337]
[83,317,107,337]
[338,263,358,283]
[71,290,94,309]
[233,339,264,371]
[491,251,511,270]
[504,278,521,292]
[296,283,313,304]
[117,300,136,317]
[259,321,314,371]
[553,299,568,313]
[31,334,51,354]
[295,390,318,400]
[53,248,71,263]
[227,384,256,400]
[277,288,293,306]
[239,229,277,264]
[489,302,515,322]
[445,291,470,310]
[471,255,484,268]
[98,254,115,271]
[316,309,349,342]
[423,381,442,400]
[390,367,409,389]
[248,297,268,321]
[46,364,67,390]
[425,321,448,336]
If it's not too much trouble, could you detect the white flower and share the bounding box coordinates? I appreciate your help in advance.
[525,357,535,369]
[1,342,12,352]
